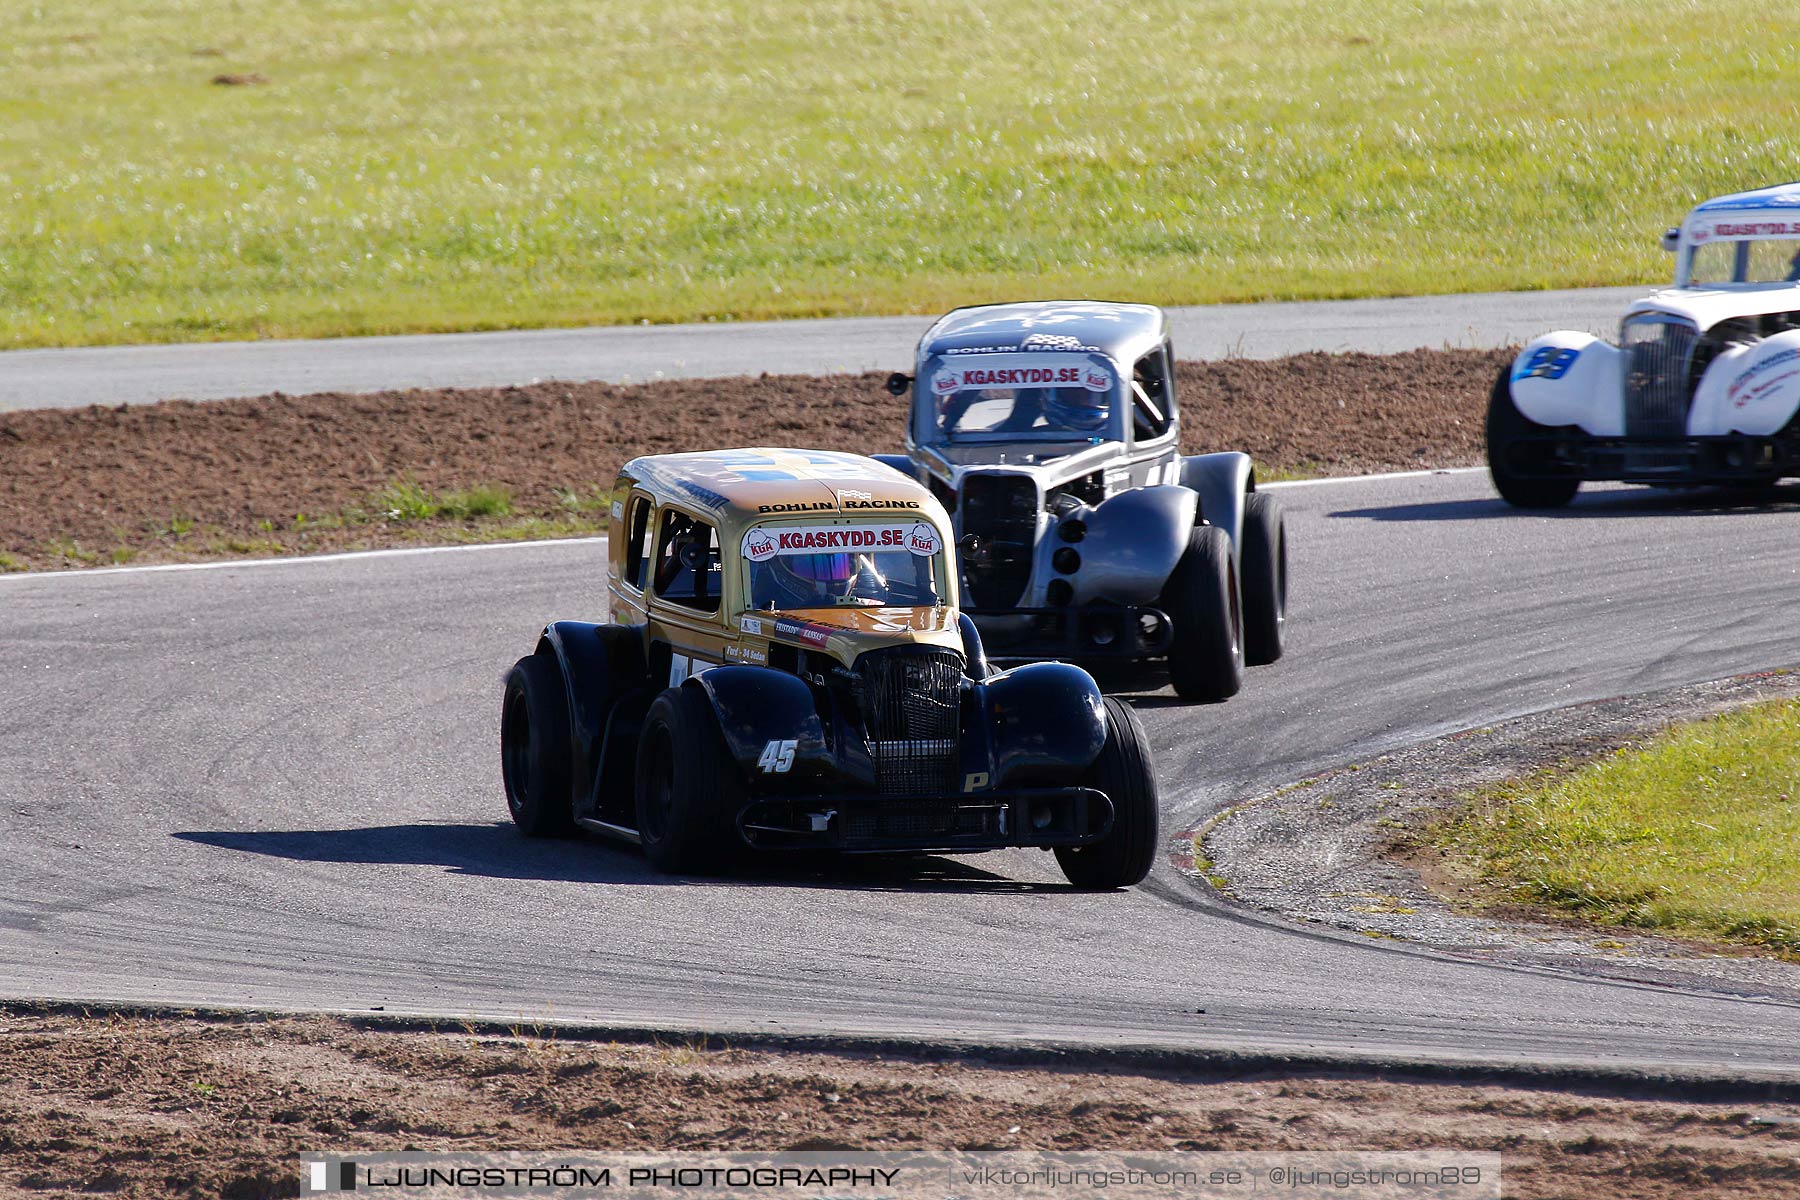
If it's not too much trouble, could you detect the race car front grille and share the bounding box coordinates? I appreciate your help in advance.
[842,801,1000,843]
[958,473,1038,609]
[1622,316,1699,440]
[853,647,964,797]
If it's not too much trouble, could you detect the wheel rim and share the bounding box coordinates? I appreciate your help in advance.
[640,724,675,844]
[501,687,530,817]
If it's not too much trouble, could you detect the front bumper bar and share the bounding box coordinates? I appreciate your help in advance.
[966,606,1175,661]
[737,787,1112,853]
[1507,433,1800,484]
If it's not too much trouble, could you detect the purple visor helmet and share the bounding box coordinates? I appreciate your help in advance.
[783,553,856,584]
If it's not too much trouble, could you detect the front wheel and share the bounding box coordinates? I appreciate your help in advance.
[634,686,744,874]
[1240,490,1286,666]
[1160,525,1243,702]
[1055,697,1159,890]
[1487,366,1580,508]
[501,654,576,837]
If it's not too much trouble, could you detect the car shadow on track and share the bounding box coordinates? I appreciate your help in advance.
[1330,485,1797,523]
[174,824,1075,893]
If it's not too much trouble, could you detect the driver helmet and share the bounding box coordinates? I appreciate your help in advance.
[760,552,858,607]
[1040,385,1109,432]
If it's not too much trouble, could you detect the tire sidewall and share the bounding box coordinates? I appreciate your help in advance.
[634,686,742,873]
[500,655,575,837]
[1487,366,1580,508]
[1162,525,1244,701]
[1241,491,1286,665]
[1055,696,1159,889]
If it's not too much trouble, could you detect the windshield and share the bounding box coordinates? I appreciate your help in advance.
[921,351,1119,442]
[742,521,943,609]
[1690,239,1800,286]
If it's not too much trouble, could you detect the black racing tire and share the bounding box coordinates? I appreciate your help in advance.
[634,685,744,874]
[1487,366,1580,508]
[1160,525,1243,702]
[1240,490,1286,666]
[1055,697,1159,890]
[500,654,576,837]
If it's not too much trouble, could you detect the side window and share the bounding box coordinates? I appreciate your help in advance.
[651,509,722,613]
[1130,347,1175,443]
[621,496,653,592]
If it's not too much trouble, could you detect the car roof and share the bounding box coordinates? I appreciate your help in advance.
[1691,181,1800,217]
[619,448,937,529]
[916,300,1169,366]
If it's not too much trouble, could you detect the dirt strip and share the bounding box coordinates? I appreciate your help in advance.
[0,350,1506,571]
[1,1010,1797,1200]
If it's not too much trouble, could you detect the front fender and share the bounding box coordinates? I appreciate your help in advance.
[1063,485,1199,605]
[979,662,1106,787]
[871,453,918,481]
[685,666,829,786]
[1689,332,1800,436]
[1180,451,1251,561]
[1509,333,1623,436]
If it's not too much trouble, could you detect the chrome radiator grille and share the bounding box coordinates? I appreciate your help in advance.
[1622,317,1699,439]
[959,473,1038,608]
[853,648,964,796]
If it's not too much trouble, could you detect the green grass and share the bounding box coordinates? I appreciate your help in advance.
[371,477,513,522]
[4,1,1799,348]
[1435,700,1800,956]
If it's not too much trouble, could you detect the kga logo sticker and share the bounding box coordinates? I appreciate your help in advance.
[742,527,778,563]
[932,367,960,396]
[906,522,941,557]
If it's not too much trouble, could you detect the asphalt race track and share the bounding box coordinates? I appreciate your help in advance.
[4,469,1798,1079]
[0,286,1649,411]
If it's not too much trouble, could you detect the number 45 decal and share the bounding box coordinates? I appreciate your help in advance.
[757,739,798,774]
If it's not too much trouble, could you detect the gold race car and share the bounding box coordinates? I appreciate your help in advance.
[500,448,1159,889]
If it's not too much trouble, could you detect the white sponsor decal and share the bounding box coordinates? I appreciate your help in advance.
[1691,217,1800,242]
[930,352,1114,395]
[742,526,779,563]
[743,523,942,557]
[610,500,624,520]
[739,615,764,635]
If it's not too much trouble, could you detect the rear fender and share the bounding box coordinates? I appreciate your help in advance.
[536,622,648,817]
[686,666,831,787]
[1509,333,1624,436]
[1180,451,1251,561]
[978,662,1107,787]
[1067,484,1199,605]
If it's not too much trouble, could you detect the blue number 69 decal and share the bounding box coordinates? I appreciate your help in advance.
[1516,346,1580,381]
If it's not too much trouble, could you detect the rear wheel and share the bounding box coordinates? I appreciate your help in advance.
[501,655,576,837]
[634,686,744,874]
[1160,525,1243,701]
[1487,366,1580,508]
[1240,490,1286,666]
[1055,697,1159,890]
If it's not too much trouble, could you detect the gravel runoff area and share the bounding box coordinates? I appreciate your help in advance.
[2,1006,1797,1200]
[0,349,1504,571]
[1193,669,1800,996]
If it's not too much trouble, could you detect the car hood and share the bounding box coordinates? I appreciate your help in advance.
[754,606,965,667]
[1628,283,1800,333]
[916,440,1121,488]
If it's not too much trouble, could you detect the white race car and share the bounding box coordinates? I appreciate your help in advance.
[1490,181,1800,506]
